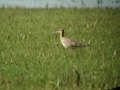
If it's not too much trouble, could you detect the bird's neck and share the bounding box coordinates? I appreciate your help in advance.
[60,33,64,39]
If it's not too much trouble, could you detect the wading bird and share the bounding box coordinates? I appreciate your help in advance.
[53,29,89,48]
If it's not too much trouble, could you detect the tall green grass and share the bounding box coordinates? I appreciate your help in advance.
[0,8,120,90]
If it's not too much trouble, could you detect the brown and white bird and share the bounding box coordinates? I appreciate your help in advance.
[54,29,89,48]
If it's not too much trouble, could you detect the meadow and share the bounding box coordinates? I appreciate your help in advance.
[0,8,120,90]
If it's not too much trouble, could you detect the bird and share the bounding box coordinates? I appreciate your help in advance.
[54,29,89,48]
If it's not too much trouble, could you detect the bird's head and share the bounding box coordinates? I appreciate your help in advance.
[57,29,64,33]
[52,29,64,37]
[57,29,64,36]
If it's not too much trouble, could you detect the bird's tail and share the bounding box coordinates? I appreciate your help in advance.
[76,43,89,47]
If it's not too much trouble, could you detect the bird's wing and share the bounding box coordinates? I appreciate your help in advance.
[66,38,88,47]
[63,37,79,46]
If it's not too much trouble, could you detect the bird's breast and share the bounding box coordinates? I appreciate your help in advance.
[60,38,72,48]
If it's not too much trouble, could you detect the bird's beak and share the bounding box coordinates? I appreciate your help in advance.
[52,31,58,34]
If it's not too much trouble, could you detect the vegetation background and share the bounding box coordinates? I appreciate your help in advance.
[0,8,120,90]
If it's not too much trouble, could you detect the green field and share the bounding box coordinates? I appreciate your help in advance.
[0,8,120,90]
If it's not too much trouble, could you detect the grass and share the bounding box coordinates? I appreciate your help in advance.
[0,8,120,90]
